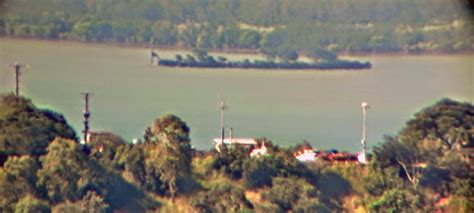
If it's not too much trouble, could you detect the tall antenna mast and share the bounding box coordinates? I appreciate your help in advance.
[361,102,370,164]
[218,100,227,145]
[81,92,93,143]
[9,62,28,96]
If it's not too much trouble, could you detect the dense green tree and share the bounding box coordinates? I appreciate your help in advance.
[88,132,126,169]
[363,166,402,197]
[190,184,253,213]
[212,145,250,179]
[0,94,76,164]
[399,98,474,150]
[368,98,474,211]
[146,114,193,200]
[52,191,108,213]
[14,195,51,213]
[0,156,40,211]
[37,138,90,203]
[262,177,328,212]
[238,30,261,48]
[243,157,276,189]
[368,188,425,212]
[373,136,427,188]
[78,191,109,213]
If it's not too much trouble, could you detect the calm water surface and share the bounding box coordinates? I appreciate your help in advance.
[0,38,472,151]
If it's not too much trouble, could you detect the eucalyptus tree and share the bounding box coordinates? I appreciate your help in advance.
[145,114,193,201]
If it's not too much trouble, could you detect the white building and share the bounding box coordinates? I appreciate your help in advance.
[357,152,367,164]
[213,138,257,152]
[294,148,317,162]
[250,141,268,158]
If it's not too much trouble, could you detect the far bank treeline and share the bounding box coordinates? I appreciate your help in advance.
[1,0,473,54]
[157,48,372,70]
[0,93,473,212]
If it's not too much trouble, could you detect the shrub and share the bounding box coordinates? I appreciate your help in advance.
[15,195,51,213]
[190,184,253,213]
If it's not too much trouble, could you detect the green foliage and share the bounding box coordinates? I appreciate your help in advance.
[77,191,109,213]
[192,154,215,179]
[52,191,110,213]
[175,54,183,62]
[243,157,276,189]
[1,0,471,53]
[363,166,402,197]
[368,188,425,213]
[242,148,314,189]
[145,114,194,199]
[159,49,370,70]
[212,146,250,179]
[37,138,93,203]
[190,184,253,213]
[316,169,352,210]
[305,48,338,62]
[52,202,83,213]
[399,98,474,150]
[448,196,474,213]
[88,132,126,169]
[1,94,473,212]
[14,195,50,213]
[0,94,77,164]
[0,156,40,211]
[366,98,474,211]
[261,177,324,212]
[191,48,209,62]
[279,48,299,62]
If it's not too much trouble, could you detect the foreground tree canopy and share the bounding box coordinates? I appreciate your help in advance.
[0,94,76,165]
[0,93,472,212]
[368,98,473,211]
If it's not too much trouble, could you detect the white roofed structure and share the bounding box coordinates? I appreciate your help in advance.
[213,138,257,152]
[294,148,317,162]
[250,141,268,158]
[213,138,257,145]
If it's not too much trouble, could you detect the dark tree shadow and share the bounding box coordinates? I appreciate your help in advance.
[104,174,160,212]
[317,171,352,210]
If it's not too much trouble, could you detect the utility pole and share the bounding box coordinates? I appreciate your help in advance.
[361,102,370,164]
[9,62,28,96]
[218,100,227,145]
[81,92,92,144]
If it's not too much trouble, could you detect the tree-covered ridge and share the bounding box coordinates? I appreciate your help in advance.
[0,0,472,53]
[0,94,77,165]
[0,93,472,212]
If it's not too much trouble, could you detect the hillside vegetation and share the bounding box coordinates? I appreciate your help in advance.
[0,93,473,212]
[0,0,473,55]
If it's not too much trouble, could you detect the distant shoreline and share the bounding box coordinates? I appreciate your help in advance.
[2,36,473,57]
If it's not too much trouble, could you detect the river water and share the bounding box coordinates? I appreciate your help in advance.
[0,38,472,151]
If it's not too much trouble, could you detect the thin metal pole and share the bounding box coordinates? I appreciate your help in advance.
[15,65,20,96]
[82,92,92,143]
[361,102,369,163]
[10,63,27,96]
[219,101,226,144]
